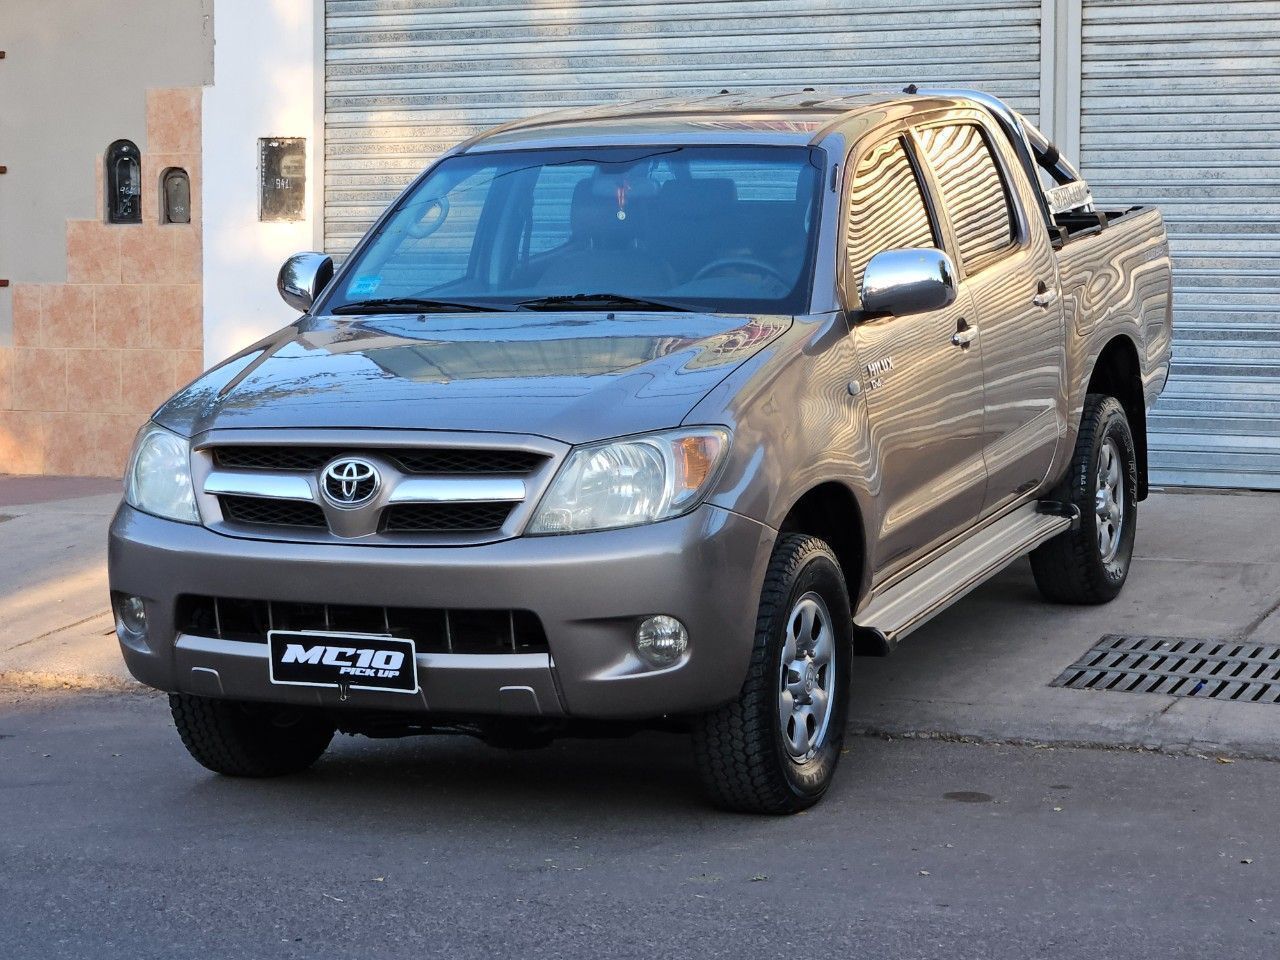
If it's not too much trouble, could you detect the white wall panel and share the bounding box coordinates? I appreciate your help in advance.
[204,0,321,364]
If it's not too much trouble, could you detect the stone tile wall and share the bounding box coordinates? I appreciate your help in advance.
[0,88,204,477]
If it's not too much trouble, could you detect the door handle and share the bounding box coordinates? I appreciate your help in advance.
[951,317,977,349]
[1033,281,1057,308]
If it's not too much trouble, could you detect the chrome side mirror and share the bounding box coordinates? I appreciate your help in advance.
[277,252,334,312]
[859,248,958,317]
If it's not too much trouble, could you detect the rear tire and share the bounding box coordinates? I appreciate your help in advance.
[169,694,334,777]
[692,534,852,814]
[1030,393,1138,604]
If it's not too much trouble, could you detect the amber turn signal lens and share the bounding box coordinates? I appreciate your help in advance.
[673,433,725,493]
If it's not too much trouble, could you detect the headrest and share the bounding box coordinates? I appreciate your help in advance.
[569,174,659,242]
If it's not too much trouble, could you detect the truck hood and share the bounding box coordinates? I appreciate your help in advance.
[155,312,791,444]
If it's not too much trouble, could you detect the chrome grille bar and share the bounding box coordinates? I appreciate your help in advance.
[204,471,524,505]
[386,476,525,504]
[204,471,313,501]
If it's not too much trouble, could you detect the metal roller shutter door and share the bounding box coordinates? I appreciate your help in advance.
[324,0,1042,256]
[1081,0,1280,489]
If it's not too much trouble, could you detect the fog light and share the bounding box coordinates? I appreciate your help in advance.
[635,615,688,667]
[115,594,148,637]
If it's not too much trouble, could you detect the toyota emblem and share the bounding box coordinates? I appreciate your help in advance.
[322,458,380,507]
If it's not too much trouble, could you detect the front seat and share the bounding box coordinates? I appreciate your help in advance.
[655,177,738,282]
[536,177,673,292]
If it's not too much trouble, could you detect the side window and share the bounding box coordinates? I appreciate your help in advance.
[918,124,1015,269]
[846,136,936,299]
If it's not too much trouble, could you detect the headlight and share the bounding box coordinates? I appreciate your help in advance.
[529,427,730,534]
[125,424,199,523]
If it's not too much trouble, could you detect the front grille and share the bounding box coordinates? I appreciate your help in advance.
[175,595,549,654]
[220,495,327,528]
[207,443,546,537]
[382,502,514,533]
[214,446,341,472]
[213,445,545,475]
[393,449,545,474]
[216,497,514,534]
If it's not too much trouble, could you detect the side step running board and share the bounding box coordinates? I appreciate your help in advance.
[854,501,1072,653]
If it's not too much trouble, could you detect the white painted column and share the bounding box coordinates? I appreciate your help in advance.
[1039,0,1083,158]
[201,0,324,364]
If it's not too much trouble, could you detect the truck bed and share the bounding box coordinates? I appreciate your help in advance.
[1053,203,1174,415]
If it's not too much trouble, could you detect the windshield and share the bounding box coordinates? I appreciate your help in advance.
[320,145,824,316]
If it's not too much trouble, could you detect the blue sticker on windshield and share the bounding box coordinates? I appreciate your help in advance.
[348,275,381,297]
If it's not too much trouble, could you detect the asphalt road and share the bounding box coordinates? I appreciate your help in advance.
[2,692,1277,960]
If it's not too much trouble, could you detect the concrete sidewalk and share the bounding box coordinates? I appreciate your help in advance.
[0,477,130,690]
[849,489,1280,757]
[2,476,1278,758]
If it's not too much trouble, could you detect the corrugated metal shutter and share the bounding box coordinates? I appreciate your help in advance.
[324,0,1042,256]
[1081,0,1280,489]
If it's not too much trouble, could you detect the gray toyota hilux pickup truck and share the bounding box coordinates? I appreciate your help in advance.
[110,89,1172,813]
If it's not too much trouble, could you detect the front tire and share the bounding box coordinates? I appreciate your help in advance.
[1030,393,1138,604]
[169,694,335,777]
[692,534,853,814]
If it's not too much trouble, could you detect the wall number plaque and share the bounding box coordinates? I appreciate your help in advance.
[259,137,306,221]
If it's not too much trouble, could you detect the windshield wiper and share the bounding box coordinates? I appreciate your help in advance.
[330,297,508,315]
[516,293,696,312]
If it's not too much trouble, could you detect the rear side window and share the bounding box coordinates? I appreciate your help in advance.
[846,136,936,298]
[917,123,1015,269]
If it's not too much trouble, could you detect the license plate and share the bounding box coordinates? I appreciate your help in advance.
[267,630,418,695]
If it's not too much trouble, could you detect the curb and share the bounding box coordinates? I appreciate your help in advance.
[849,723,1280,765]
[0,671,154,697]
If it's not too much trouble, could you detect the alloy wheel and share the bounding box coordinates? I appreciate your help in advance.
[1095,436,1125,563]
[778,591,837,761]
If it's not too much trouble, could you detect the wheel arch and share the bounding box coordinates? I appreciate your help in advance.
[1086,334,1149,500]
[776,480,883,653]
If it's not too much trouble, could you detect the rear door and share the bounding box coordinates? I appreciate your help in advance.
[914,117,1066,517]
[845,132,988,579]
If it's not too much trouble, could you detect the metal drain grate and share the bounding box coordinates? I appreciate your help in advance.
[1051,634,1280,703]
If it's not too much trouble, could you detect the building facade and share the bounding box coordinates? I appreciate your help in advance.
[1,0,1277,487]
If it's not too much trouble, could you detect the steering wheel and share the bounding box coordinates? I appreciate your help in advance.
[690,257,788,287]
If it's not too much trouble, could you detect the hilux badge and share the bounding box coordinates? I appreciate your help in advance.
[322,458,380,506]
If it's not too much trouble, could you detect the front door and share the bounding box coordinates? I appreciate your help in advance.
[844,133,988,581]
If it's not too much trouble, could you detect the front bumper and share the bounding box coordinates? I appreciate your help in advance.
[108,503,775,719]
